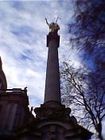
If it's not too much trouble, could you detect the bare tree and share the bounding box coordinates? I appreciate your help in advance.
[61,62,105,140]
[61,1,105,139]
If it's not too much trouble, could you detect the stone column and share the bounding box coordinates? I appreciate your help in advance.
[44,32,61,103]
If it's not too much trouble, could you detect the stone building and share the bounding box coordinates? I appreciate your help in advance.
[0,23,92,140]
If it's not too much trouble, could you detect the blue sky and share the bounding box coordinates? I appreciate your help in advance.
[0,0,82,107]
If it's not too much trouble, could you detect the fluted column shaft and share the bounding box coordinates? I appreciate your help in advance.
[44,33,61,103]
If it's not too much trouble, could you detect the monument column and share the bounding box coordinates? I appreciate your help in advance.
[34,20,92,140]
[44,26,60,103]
[34,21,71,119]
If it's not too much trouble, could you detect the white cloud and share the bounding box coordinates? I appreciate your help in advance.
[0,0,75,107]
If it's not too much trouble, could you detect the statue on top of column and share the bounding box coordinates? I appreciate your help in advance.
[45,18,60,33]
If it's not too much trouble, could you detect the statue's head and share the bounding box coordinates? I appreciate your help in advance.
[49,22,60,33]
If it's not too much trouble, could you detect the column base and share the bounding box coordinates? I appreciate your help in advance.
[34,101,77,123]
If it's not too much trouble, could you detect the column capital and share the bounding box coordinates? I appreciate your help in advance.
[47,32,60,48]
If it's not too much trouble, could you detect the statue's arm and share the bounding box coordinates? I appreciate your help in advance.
[45,18,49,26]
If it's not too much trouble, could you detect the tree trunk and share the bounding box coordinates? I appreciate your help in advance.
[96,122,103,140]
[98,132,103,140]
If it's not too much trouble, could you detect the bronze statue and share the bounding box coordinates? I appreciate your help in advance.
[45,18,60,33]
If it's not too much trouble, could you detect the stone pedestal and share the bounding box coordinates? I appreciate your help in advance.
[34,102,91,140]
[35,101,71,121]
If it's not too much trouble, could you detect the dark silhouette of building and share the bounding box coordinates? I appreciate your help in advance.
[0,24,92,140]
